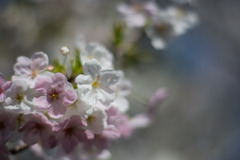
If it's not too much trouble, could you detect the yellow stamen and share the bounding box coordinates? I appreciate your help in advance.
[86,115,95,123]
[17,114,24,127]
[92,77,102,88]
[17,94,24,103]
[51,93,58,100]
[30,70,37,79]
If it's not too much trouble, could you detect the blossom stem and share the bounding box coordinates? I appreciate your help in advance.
[63,55,68,67]
[9,144,29,155]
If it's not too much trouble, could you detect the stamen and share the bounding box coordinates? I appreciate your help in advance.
[30,70,37,79]
[92,77,102,88]
[86,115,95,123]
[17,94,24,103]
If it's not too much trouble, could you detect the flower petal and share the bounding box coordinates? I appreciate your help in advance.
[14,56,31,76]
[83,60,101,80]
[33,96,51,109]
[30,52,49,72]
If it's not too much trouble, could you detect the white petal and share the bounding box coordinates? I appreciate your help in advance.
[30,52,49,72]
[83,60,101,79]
[86,107,107,134]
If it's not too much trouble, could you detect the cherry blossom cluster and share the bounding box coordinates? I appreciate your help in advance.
[0,41,166,160]
[117,0,198,49]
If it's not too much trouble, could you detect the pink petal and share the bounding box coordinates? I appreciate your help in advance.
[61,90,77,106]
[48,102,66,118]
[62,135,79,154]
[33,96,51,109]
[22,128,40,145]
[40,130,57,149]
[35,76,52,94]
[0,73,5,86]
[2,81,12,92]
[30,52,49,72]
[102,126,120,140]
[14,56,32,75]
[51,73,67,92]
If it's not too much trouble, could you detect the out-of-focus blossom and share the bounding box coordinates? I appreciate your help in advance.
[0,73,12,102]
[106,107,132,138]
[55,115,94,154]
[147,88,167,117]
[85,107,107,134]
[75,60,119,107]
[117,1,159,27]
[33,73,77,118]
[12,52,49,88]
[129,114,152,129]
[111,70,132,112]
[80,42,113,69]
[146,6,198,49]
[84,126,120,151]
[19,113,57,149]
[130,88,167,129]
[0,110,17,144]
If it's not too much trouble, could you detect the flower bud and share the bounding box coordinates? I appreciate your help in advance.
[60,46,70,56]
[47,65,54,71]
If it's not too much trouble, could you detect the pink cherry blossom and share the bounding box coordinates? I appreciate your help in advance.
[0,73,12,102]
[83,126,120,151]
[147,88,167,118]
[33,73,77,118]
[19,113,57,149]
[55,115,94,154]
[106,107,132,138]
[13,52,49,88]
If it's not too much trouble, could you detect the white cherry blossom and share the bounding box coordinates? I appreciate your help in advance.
[80,42,113,70]
[85,107,107,134]
[111,71,132,112]
[75,60,119,107]
[146,6,198,49]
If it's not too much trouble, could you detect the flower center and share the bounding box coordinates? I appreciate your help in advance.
[30,70,37,79]
[92,77,102,88]
[86,115,96,124]
[17,94,24,103]
[51,93,58,100]
[65,127,75,136]
[48,89,59,101]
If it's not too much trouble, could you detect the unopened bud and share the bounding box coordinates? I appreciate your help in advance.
[60,46,70,56]
[47,65,54,71]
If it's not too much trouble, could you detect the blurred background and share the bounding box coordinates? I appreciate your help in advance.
[1,0,240,160]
